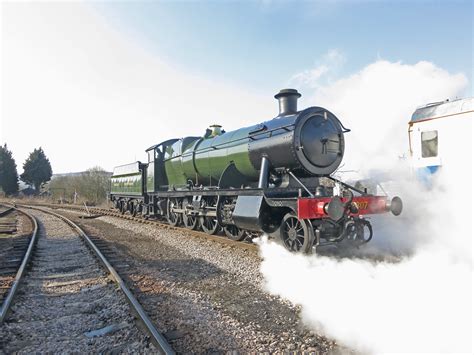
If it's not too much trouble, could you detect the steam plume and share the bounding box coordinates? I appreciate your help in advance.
[259,60,472,353]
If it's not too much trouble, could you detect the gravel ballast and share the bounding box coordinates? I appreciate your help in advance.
[0,210,155,353]
[66,212,342,353]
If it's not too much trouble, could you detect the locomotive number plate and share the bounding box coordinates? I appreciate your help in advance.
[354,201,368,210]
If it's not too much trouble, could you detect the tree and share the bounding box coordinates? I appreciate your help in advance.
[0,144,19,195]
[21,147,52,192]
[80,166,111,204]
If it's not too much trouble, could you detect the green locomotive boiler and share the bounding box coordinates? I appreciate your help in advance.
[110,89,402,253]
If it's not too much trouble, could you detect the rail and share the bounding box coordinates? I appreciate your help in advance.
[0,205,38,323]
[14,204,175,355]
[0,207,14,217]
[19,201,259,252]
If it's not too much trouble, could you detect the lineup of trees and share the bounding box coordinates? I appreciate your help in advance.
[0,145,52,196]
[0,145,110,204]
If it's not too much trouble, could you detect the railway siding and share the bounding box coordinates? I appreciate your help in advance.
[0,209,158,353]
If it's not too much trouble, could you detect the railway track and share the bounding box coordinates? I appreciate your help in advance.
[27,201,401,261]
[0,205,36,323]
[16,201,259,253]
[2,201,344,352]
[0,204,174,354]
[51,203,340,352]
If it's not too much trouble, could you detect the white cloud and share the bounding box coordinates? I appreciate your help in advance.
[289,49,345,88]
[1,2,273,173]
[300,59,468,174]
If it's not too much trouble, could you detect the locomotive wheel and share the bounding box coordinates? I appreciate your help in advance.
[183,214,198,229]
[216,196,236,226]
[224,224,245,241]
[166,198,181,227]
[182,199,198,230]
[119,201,126,215]
[199,216,219,235]
[200,196,219,234]
[131,202,138,217]
[279,213,314,253]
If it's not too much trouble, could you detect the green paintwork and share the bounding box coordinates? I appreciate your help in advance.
[164,140,188,186]
[181,139,200,180]
[111,173,142,195]
[147,161,155,192]
[111,162,142,195]
[162,124,260,188]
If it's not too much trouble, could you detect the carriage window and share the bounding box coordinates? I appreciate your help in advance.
[421,130,438,158]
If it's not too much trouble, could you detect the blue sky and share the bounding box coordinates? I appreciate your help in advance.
[94,0,473,93]
[2,1,472,173]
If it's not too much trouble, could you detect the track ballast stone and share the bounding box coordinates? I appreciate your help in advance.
[67,213,342,353]
[0,210,155,353]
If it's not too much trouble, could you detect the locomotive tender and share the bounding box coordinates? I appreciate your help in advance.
[110,89,402,253]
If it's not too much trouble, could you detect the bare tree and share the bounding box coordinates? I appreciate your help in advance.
[49,167,111,205]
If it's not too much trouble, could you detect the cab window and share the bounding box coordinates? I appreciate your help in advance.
[421,130,438,158]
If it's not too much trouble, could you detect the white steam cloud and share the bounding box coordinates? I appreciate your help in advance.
[259,60,472,353]
[299,59,469,173]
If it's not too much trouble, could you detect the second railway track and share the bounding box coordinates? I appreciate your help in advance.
[0,205,173,354]
[13,201,260,252]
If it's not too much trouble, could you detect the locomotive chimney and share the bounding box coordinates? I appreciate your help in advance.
[274,88,301,116]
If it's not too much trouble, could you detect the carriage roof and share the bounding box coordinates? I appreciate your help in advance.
[410,97,473,123]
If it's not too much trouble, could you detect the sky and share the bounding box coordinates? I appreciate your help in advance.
[0,0,472,174]
[93,0,473,91]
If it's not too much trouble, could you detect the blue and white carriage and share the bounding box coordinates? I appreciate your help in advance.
[408,97,473,182]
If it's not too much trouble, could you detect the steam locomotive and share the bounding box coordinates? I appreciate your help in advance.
[110,89,402,253]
